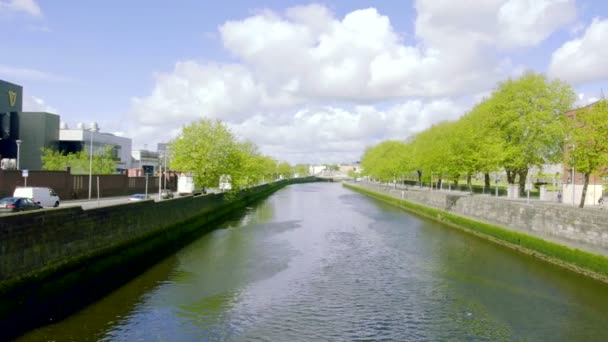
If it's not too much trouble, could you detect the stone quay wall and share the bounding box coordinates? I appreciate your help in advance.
[348,182,608,257]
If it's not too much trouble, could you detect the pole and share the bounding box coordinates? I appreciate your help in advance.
[495,174,498,197]
[163,154,167,190]
[97,176,100,207]
[88,130,94,200]
[572,166,575,206]
[158,157,162,201]
[16,140,21,170]
[145,173,149,198]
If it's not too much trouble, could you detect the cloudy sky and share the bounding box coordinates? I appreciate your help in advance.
[1,0,607,163]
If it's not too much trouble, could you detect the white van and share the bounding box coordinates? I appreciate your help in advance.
[13,187,60,208]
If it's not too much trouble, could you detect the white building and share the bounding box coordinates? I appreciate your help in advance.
[131,149,160,175]
[309,165,327,176]
[59,122,132,171]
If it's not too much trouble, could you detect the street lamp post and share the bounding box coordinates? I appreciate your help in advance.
[163,154,167,190]
[158,154,163,201]
[88,124,99,200]
[15,139,22,170]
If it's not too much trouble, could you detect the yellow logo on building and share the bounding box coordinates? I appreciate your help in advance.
[8,91,17,107]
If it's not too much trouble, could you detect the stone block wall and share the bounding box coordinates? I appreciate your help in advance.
[0,179,314,285]
[353,182,608,257]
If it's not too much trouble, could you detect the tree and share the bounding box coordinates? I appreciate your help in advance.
[361,141,410,183]
[41,146,117,174]
[169,119,243,191]
[276,162,293,179]
[294,164,309,176]
[489,72,576,194]
[567,99,608,208]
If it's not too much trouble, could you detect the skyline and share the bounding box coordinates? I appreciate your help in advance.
[1,0,607,163]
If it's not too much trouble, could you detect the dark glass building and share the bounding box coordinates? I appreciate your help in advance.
[0,79,60,170]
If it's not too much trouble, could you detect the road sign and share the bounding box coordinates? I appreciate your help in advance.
[22,169,28,178]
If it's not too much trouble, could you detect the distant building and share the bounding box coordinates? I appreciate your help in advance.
[59,122,132,171]
[309,165,327,175]
[0,79,61,170]
[131,149,159,176]
[19,112,60,170]
[339,163,362,174]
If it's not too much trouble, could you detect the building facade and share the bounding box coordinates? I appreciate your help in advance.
[0,80,23,164]
[0,80,62,170]
[131,149,159,176]
[19,112,60,170]
[59,123,132,171]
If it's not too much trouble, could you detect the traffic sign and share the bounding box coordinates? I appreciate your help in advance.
[22,169,29,178]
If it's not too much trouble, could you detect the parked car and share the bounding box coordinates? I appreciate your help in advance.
[13,187,60,208]
[160,189,174,199]
[0,197,43,213]
[128,194,150,202]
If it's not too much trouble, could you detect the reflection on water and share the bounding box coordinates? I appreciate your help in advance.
[19,183,608,341]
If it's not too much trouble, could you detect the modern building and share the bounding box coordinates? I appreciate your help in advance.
[131,149,159,176]
[0,80,23,164]
[19,112,60,170]
[59,122,132,171]
[0,79,61,170]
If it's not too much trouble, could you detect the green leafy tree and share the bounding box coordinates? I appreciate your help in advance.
[361,140,410,183]
[294,164,309,176]
[489,72,575,194]
[567,99,608,208]
[41,146,116,174]
[276,162,293,179]
[169,119,243,191]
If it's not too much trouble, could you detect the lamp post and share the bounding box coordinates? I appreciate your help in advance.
[15,139,22,170]
[163,153,167,190]
[88,123,99,200]
[158,153,163,201]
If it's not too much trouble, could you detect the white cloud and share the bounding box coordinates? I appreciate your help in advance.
[128,3,576,162]
[549,18,608,84]
[22,94,57,113]
[0,0,42,17]
[415,0,576,49]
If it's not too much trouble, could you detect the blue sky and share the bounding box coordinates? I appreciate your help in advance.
[1,0,607,163]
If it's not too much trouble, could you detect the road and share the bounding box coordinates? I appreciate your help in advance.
[62,194,177,210]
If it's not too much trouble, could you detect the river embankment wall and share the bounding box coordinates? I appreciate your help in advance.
[345,181,608,283]
[0,177,317,338]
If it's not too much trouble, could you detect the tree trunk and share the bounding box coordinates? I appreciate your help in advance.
[484,173,490,189]
[518,168,528,196]
[506,169,516,184]
[466,174,472,192]
[417,170,422,186]
[579,172,590,208]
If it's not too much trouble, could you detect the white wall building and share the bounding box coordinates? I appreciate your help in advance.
[131,149,160,175]
[59,122,132,170]
[309,165,327,176]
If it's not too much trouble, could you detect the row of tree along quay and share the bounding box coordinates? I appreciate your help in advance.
[41,119,311,191]
[361,72,608,208]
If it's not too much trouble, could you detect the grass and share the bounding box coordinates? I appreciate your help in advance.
[344,182,608,283]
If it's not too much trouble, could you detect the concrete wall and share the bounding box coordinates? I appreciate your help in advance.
[0,169,177,199]
[352,182,608,257]
[0,179,308,284]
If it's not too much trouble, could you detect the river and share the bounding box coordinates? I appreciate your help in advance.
[19,183,608,341]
